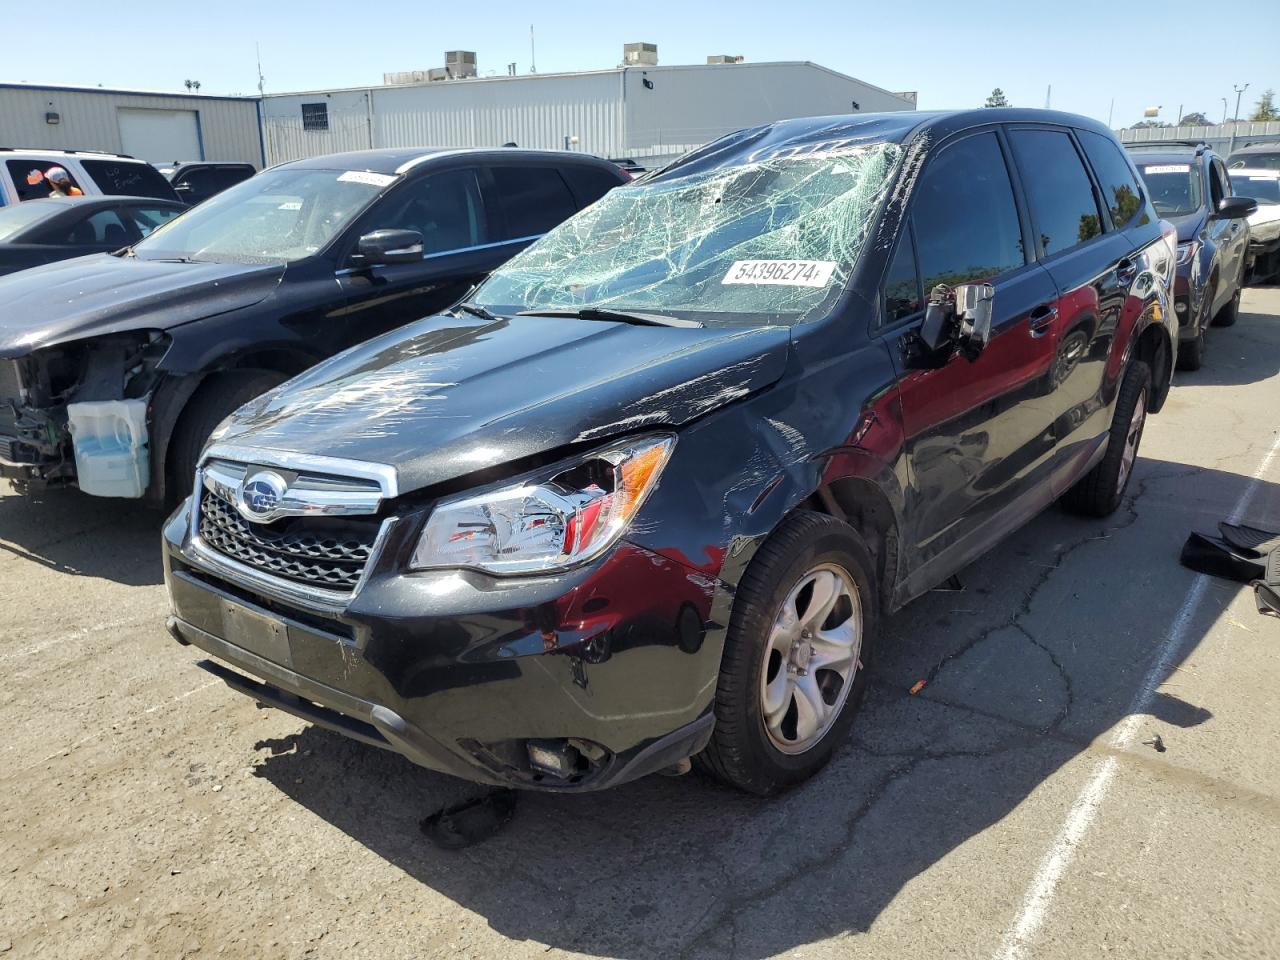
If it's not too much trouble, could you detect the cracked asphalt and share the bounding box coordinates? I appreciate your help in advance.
[3,288,1280,960]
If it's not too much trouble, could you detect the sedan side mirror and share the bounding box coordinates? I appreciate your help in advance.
[920,282,995,360]
[355,228,424,267]
[1215,196,1257,220]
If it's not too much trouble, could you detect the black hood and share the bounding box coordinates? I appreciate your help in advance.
[216,313,792,494]
[0,254,283,358]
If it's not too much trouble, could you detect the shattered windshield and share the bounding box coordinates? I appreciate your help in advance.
[474,142,901,325]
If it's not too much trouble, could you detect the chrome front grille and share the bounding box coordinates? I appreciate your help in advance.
[194,456,391,595]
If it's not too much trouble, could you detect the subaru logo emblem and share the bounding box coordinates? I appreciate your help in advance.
[237,471,288,523]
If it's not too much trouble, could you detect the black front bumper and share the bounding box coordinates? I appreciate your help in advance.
[162,503,725,792]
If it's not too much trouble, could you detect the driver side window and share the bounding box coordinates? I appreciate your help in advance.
[373,169,487,255]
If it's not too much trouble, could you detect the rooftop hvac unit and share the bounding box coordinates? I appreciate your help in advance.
[446,51,478,79]
[623,42,658,66]
[383,70,431,85]
[706,55,744,64]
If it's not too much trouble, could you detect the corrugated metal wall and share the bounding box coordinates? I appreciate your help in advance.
[261,71,623,166]
[261,64,915,168]
[0,85,262,165]
[623,63,915,155]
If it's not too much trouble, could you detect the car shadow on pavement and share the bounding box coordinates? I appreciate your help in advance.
[0,486,166,587]
[1175,294,1280,388]
[250,454,1265,960]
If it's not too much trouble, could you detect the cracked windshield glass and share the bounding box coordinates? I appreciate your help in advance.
[475,142,901,325]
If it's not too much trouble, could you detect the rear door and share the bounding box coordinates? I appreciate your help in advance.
[883,128,1061,571]
[333,165,503,343]
[1006,126,1138,482]
[1216,156,1248,286]
[485,163,579,245]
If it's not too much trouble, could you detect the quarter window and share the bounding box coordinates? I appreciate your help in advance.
[1009,129,1104,255]
[488,166,578,240]
[1078,131,1147,229]
[911,132,1025,293]
[884,227,922,323]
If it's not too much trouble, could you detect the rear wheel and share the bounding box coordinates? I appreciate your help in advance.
[696,511,878,795]
[167,370,285,505]
[1061,360,1151,517]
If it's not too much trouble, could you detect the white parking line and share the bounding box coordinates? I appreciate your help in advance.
[995,432,1280,960]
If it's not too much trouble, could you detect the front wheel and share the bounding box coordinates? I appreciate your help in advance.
[695,511,878,795]
[1061,360,1151,518]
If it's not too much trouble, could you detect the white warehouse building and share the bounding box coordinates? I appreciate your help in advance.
[0,83,263,165]
[260,60,916,169]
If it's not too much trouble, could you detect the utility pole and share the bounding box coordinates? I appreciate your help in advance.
[530,25,536,74]
[1045,85,1051,109]
[1107,98,1115,128]
[256,43,266,96]
[1229,83,1249,156]
[1221,97,1229,124]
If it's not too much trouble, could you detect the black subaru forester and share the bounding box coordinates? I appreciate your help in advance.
[163,109,1178,795]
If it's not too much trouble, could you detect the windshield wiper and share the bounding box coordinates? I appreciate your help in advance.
[516,307,704,329]
[455,301,501,322]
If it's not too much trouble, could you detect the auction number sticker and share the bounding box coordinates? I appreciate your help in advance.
[1142,164,1191,174]
[722,259,837,287]
[337,170,397,187]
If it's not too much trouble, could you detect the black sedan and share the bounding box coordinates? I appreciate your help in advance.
[0,195,185,277]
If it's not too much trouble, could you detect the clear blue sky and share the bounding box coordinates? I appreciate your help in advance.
[6,0,1276,127]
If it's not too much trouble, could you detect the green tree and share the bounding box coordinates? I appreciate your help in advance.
[984,88,1010,108]
[1178,111,1209,126]
[1250,89,1278,121]
[1131,119,1170,129]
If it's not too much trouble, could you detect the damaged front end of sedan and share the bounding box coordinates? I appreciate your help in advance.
[0,330,170,495]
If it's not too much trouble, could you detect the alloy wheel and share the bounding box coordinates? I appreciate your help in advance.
[1117,389,1147,494]
[760,562,862,754]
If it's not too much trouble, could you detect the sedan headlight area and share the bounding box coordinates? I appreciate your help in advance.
[1175,241,1198,266]
[411,435,675,575]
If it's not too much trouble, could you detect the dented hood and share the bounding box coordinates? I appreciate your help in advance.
[218,312,791,494]
[0,254,283,358]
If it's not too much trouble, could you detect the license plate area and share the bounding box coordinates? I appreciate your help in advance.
[220,598,290,666]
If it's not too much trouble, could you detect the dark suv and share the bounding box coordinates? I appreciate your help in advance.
[0,148,626,503]
[158,162,257,205]
[164,109,1178,795]
[1127,144,1256,370]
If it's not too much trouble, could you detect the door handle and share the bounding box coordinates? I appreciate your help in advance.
[1116,258,1137,285]
[1028,304,1058,336]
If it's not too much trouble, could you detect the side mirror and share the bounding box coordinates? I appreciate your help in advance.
[354,228,424,267]
[919,282,995,359]
[1215,196,1257,220]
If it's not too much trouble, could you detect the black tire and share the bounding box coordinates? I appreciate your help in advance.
[1061,360,1151,518]
[1177,282,1213,371]
[167,370,285,504]
[695,511,879,795]
[1211,273,1241,327]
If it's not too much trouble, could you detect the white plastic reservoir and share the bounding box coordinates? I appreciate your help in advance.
[66,399,149,498]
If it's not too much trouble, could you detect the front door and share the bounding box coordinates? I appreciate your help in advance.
[881,129,1061,574]
[333,167,510,345]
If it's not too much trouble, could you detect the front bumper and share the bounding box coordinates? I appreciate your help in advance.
[162,501,724,791]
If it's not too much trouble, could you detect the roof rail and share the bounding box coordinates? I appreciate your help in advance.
[0,146,138,159]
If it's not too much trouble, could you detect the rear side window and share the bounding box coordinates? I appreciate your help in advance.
[1009,129,1103,256]
[561,165,624,209]
[80,160,179,201]
[911,132,1025,293]
[1077,131,1147,229]
[488,166,577,240]
[7,159,82,201]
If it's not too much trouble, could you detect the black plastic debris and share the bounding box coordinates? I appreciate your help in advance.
[1180,521,1280,620]
[420,789,518,850]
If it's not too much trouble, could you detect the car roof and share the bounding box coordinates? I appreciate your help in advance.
[1230,167,1280,177]
[0,147,147,163]
[1125,149,1205,165]
[1230,143,1280,155]
[279,147,621,175]
[653,108,1118,181]
[165,160,256,171]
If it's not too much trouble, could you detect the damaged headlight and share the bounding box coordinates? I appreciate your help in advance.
[410,435,674,575]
